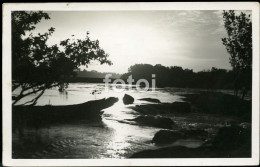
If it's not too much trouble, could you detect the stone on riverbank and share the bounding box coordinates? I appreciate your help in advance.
[152,130,184,144]
[138,98,161,103]
[170,101,191,113]
[132,115,174,129]
[152,129,208,144]
[131,101,191,115]
[123,94,134,105]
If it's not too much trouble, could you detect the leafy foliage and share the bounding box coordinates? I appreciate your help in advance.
[221,10,252,99]
[222,10,252,70]
[12,11,112,105]
[121,64,235,90]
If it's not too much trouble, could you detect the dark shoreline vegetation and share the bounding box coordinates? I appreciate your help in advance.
[12,91,252,158]
[130,124,251,158]
[121,65,237,89]
[129,92,251,158]
[72,64,241,90]
[70,63,251,100]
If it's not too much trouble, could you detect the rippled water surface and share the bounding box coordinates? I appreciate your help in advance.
[13,83,232,158]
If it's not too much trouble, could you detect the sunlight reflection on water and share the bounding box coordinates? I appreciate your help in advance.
[13,83,184,106]
[13,83,208,158]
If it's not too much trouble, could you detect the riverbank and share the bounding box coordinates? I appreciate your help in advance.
[131,125,251,158]
[12,88,252,159]
[129,92,252,158]
[13,97,118,129]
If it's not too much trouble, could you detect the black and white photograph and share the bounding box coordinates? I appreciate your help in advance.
[2,2,259,166]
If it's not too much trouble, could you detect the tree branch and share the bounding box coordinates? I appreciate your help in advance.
[12,83,60,105]
[23,89,46,106]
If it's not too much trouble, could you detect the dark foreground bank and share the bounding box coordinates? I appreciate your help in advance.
[131,125,251,158]
[13,97,118,129]
[12,91,252,158]
[129,92,252,158]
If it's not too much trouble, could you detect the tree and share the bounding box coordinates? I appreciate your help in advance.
[221,10,252,99]
[12,11,112,105]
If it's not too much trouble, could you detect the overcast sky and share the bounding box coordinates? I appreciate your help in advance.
[33,10,251,74]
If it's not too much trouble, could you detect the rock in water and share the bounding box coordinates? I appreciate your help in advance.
[138,98,161,103]
[152,129,208,145]
[123,94,134,105]
[133,115,174,129]
[170,102,191,113]
[130,101,191,115]
[152,130,185,144]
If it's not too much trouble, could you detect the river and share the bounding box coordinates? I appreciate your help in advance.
[12,83,236,158]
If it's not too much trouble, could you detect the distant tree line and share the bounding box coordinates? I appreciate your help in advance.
[120,64,237,90]
[76,70,121,79]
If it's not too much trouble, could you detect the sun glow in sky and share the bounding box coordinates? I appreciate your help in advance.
[33,10,251,74]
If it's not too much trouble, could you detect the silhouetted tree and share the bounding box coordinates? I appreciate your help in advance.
[222,10,252,99]
[12,11,112,105]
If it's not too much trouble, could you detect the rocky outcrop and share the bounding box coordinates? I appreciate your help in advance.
[123,94,134,105]
[131,126,251,158]
[152,130,184,144]
[170,101,191,113]
[152,129,208,144]
[131,101,191,115]
[182,92,252,122]
[131,115,174,129]
[138,98,161,103]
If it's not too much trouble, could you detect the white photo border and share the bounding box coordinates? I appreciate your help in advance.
[2,2,259,166]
